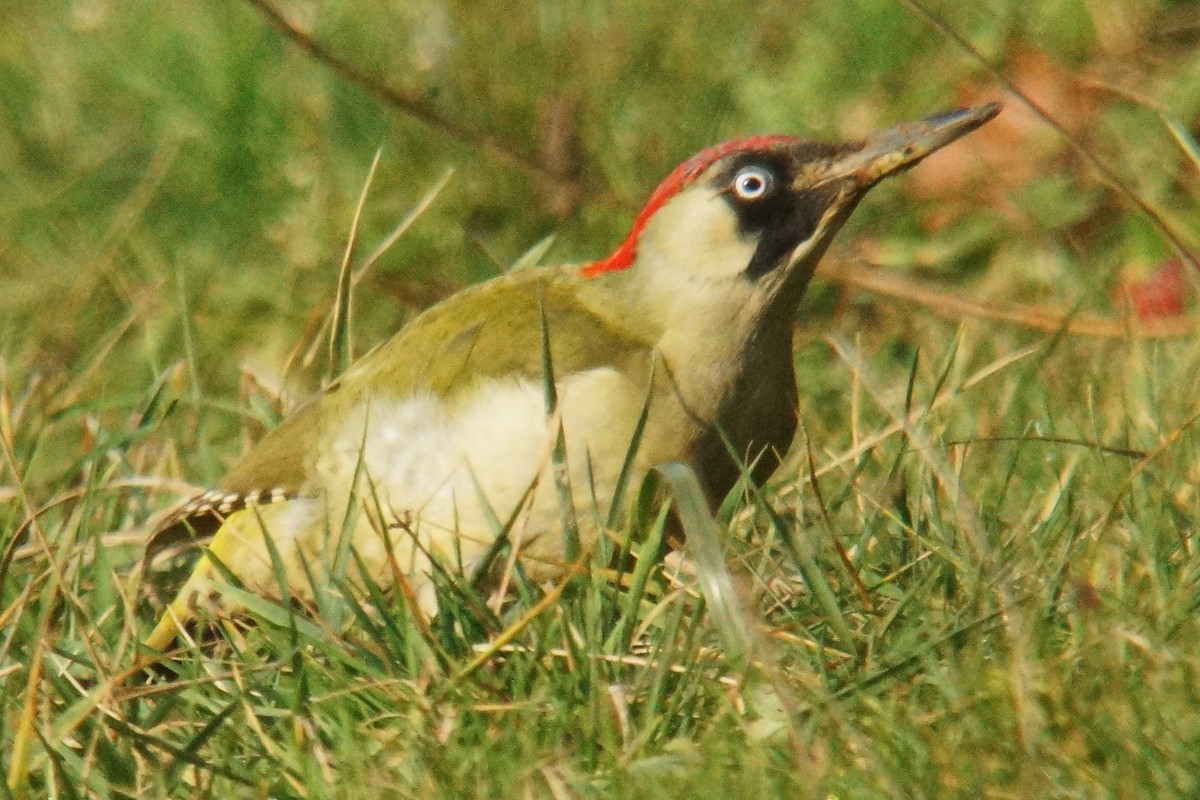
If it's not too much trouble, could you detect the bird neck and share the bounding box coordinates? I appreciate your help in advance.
[578,258,789,427]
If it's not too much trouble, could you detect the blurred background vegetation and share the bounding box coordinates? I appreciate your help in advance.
[5,0,1197,476]
[3,0,1200,796]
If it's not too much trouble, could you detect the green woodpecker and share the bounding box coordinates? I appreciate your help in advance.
[144,103,1000,650]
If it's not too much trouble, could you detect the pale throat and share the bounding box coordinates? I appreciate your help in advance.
[625,188,780,418]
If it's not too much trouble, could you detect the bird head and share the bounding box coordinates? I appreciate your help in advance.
[583,104,1000,328]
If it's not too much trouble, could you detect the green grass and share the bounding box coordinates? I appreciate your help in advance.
[4,0,1200,797]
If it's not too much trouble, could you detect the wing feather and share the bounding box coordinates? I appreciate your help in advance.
[146,265,656,557]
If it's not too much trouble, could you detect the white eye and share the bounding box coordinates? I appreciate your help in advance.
[733,166,772,200]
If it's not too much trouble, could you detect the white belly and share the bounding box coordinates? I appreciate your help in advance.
[290,367,646,609]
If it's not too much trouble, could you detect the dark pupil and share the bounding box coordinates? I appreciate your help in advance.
[739,173,764,195]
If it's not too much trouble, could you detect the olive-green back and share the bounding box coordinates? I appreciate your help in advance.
[219,264,655,497]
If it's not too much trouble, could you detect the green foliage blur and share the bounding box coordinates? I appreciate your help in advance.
[6,0,1194,404]
[3,0,1200,797]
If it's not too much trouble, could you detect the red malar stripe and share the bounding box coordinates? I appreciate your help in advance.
[581,134,800,278]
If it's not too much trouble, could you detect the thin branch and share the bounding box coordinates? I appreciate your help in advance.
[896,0,1200,274]
[241,0,574,192]
[831,259,1200,339]
[945,435,1145,460]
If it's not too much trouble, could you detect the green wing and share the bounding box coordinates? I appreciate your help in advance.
[222,264,655,497]
[146,265,656,562]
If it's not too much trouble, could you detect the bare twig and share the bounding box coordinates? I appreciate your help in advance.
[830,259,1200,338]
[896,0,1200,274]
[241,0,576,194]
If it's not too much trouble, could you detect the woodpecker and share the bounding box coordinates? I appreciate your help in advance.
[143,104,1000,651]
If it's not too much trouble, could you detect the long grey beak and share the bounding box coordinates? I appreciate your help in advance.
[821,103,1001,187]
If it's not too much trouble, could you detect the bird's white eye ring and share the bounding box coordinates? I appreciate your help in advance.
[733,166,772,200]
